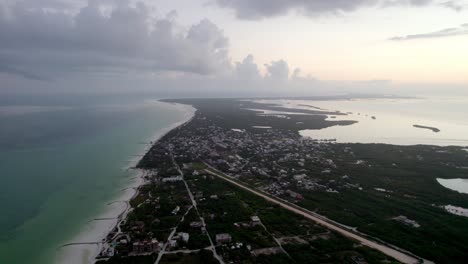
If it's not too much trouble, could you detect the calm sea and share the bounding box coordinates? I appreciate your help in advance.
[0,94,191,263]
[288,97,468,146]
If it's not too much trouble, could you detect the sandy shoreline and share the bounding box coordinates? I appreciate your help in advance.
[54,101,195,264]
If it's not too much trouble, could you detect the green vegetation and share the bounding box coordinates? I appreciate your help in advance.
[161,98,355,132]
[135,98,468,263]
[192,162,207,170]
[294,143,468,263]
[176,209,211,250]
[185,172,398,263]
[123,181,191,242]
[159,250,219,264]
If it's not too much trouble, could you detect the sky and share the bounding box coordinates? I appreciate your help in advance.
[0,0,467,97]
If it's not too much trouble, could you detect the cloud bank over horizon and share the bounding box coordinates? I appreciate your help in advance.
[0,1,310,84]
[214,0,446,20]
[0,0,467,97]
[0,0,232,79]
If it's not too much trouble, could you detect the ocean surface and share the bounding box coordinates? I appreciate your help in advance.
[0,94,193,264]
[256,97,468,146]
[2,95,467,263]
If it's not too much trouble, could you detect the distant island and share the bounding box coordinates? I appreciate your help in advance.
[413,124,440,133]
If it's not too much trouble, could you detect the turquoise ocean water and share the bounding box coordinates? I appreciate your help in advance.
[0,94,191,263]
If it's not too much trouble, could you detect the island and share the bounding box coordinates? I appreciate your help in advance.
[96,98,468,264]
[413,124,440,133]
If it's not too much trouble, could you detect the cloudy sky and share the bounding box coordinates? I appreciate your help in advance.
[1,0,467,96]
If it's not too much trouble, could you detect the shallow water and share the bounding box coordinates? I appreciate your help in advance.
[255,97,468,146]
[0,95,192,264]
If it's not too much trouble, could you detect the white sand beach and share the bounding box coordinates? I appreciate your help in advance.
[54,101,195,264]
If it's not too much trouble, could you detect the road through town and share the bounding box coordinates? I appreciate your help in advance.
[204,165,431,264]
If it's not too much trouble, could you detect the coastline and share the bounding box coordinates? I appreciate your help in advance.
[54,101,195,264]
[291,98,468,147]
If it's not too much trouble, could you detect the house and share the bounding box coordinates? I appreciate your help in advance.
[251,216,260,222]
[173,232,190,243]
[132,239,160,254]
[168,239,178,248]
[101,246,115,257]
[190,221,203,229]
[250,216,261,227]
[180,232,190,243]
[151,239,161,252]
[162,176,183,182]
[293,174,306,181]
[171,206,180,215]
[215,233,232,245]
[286,190,303,200]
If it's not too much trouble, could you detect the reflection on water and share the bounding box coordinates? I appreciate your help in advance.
[257,97,468,146]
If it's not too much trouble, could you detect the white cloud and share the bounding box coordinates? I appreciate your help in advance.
[235,54,261,80]
[389,23,468,40]
[265,60,290,82]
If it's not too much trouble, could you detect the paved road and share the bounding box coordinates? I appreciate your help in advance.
[155,227,177,264]
[154,152,225,264]
[204,166,428,264]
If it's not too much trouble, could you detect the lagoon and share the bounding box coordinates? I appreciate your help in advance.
[437,178,468,195]
[257,97,468,146]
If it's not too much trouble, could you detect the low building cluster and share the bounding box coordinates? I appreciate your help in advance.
[145,113,367,206]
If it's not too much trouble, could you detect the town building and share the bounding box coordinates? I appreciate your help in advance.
[215,233,232,245]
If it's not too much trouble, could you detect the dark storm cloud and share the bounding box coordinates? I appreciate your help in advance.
[0,0,231,79]
[215,0,437,19]
[389,23,468,41]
